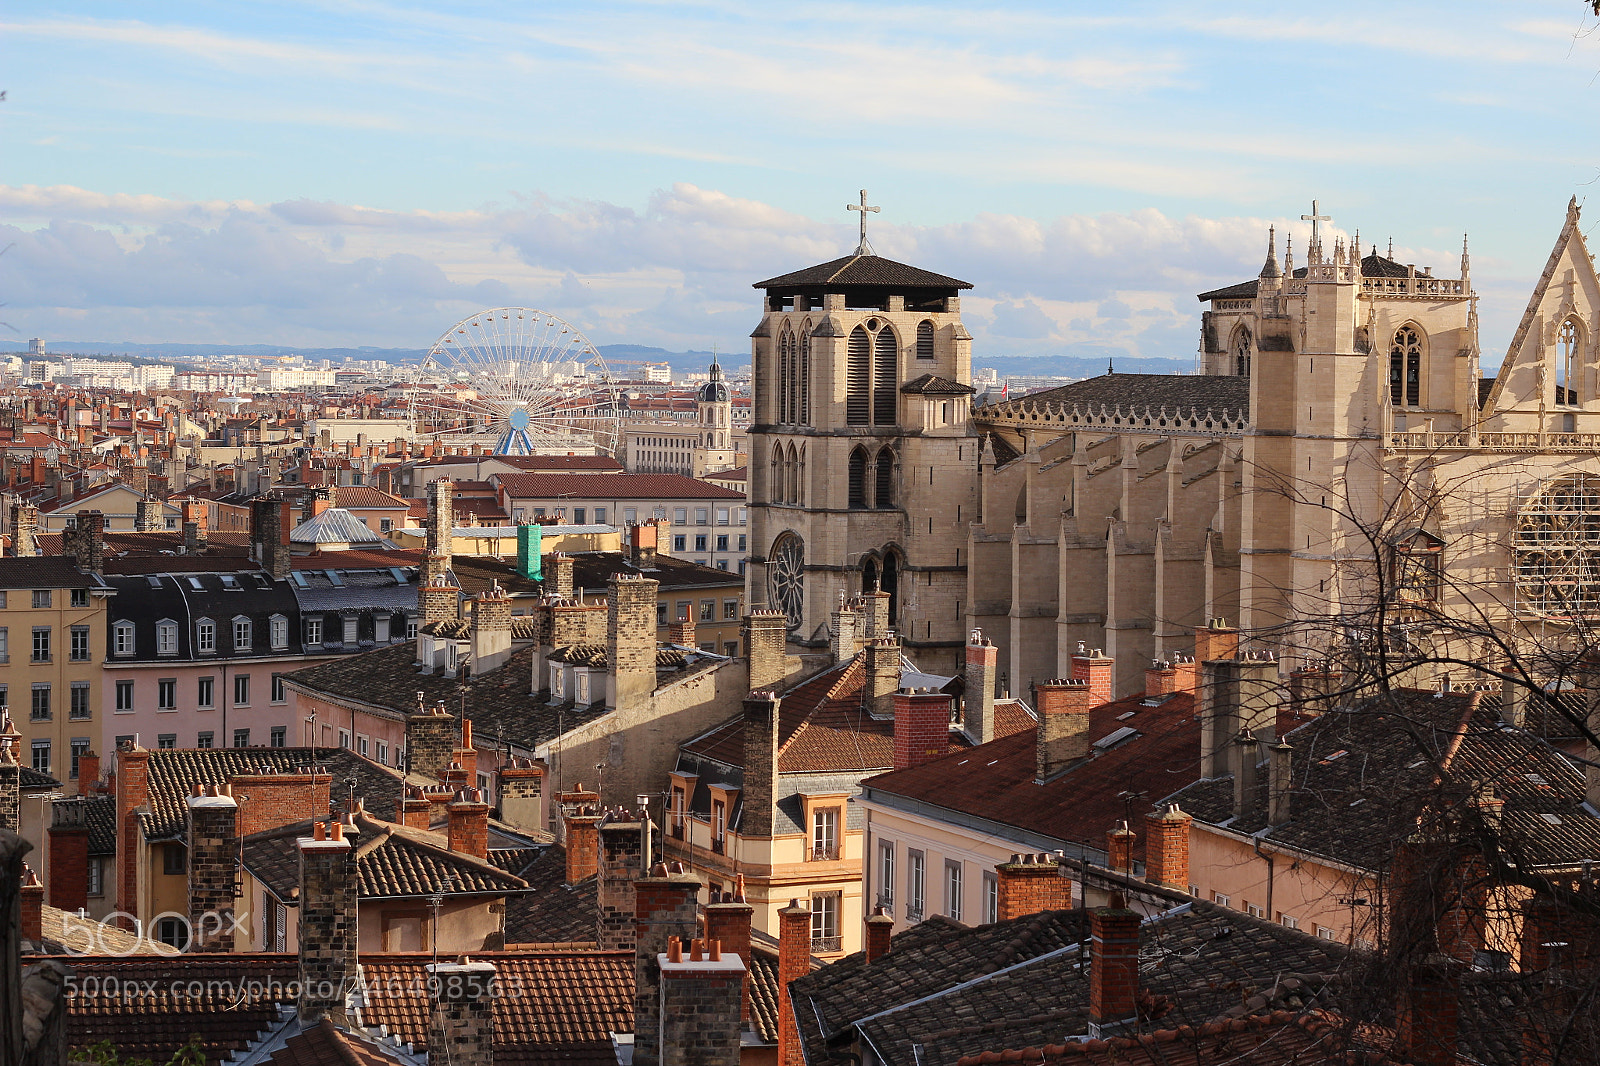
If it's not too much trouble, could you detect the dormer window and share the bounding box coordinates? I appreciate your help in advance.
[195,618,216,655]
[232,616,252,652]
[269,614,288,650]
[575,671,590,705]
[113,621,135,657]
[550,664,564,700]
[156,620,178,657]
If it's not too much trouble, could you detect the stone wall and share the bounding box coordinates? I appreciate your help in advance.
[186,788,239,951]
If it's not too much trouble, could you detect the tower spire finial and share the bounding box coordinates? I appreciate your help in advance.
[1284,232,1294,275]
[1259,225,1281,279]
[847,190,881,257]
[1387,236,1394,258]
[1461,232,1471,287]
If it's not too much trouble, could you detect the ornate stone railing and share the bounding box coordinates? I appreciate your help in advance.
[977,398,1247,436]
[1388,430,1600,453]
[1362,275,1467,297]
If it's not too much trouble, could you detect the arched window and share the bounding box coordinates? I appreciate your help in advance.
[796,444,806,507]
[880,551,901,626]
[1559,318,1581,406]
[798,323,812,425]
[1233,327,1252,378]
[786,442,800,505]
[777,323,794,425]
[861,556,879,595]
[874,447,895,508]
[848,447,869,509]
[767,532,805,629]
[847,326,871,425]
[770,448,783,505]
[873,326,898,426]
[916,320,935,360]
[1390,326,1423,407]
[1515,474,1600,617]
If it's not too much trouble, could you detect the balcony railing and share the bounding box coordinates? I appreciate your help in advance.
[810,843,839,862]
[905,905,924,923]
[670,820,685,840]
[711,837,725,855]
[810,935,842,953]
[876,892,893,913]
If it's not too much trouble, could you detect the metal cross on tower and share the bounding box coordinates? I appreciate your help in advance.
[1301,200,1332,259]
[848,190,880,256]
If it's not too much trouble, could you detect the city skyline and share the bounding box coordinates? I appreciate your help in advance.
[2,1,1599,367]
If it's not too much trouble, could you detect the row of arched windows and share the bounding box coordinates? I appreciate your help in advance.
[1557,317,1583,407]
[847,445,895,509]
[777,322,811,426]
[770,442,806,505]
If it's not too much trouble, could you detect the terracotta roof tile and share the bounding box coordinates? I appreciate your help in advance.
[503,844,603,945]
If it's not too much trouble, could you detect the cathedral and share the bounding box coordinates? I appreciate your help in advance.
[748,198,1600,693]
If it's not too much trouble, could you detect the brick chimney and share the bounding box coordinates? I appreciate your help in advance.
[406,701,458,780]
[401,785,432,830]
[864,636,901,719]
[633,862,702,1066]
[1070,644,1114,704]
[1143,804,1192,890]
[892,688,952,771]
[0,724,20,835]
[297,820,358,1026]
[181,499,208,551]
[1088,890,1141,1036]
[250,498,292,580]
[744,610,789,692]
[447,788,491,860]
[963,629,998,745]
[657,936,745,1066]
[233,768,333,835]
[1035,679,1093,781]
[704,880,755,1023]
[607,572,659,712]
[1144,657,1195,696]
[419,578,459,629]
[546,552,574,598]
[561,789,601,884]
[1106,820,1136,874]
[1396,954,1461,1066]
[48,798,92,913]
[995,853,1073,920]
[65,510,106,574]
[777,899,811,1066]
[136,498,166,534]
[629,522,659,567]
[10,502,39,557]
[1193,617,1239,665]
[20,866,42,944]
[864,905,894,962]
[76,749,100,796]
[830,599,859,663]
[741,692,780,839]
[497,758,545,833]
[667,614,696,648]
[450,719,478,783]
[186,784,239,951]
[425,957,497,1066]
[599,813,648,950]
[471,584,514,675]
[115,741,152,923]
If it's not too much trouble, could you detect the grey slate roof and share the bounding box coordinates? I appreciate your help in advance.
[754,253,972,291]
[994,372,1249,417]
[288,507,384,545]
[901,373,977,396]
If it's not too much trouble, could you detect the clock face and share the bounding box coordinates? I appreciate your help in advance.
[767,533,804,629]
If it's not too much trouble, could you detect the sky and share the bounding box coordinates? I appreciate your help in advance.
[3,1,1600,367]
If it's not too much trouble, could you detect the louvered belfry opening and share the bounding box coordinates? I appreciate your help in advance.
[874,447,895,507]
[778,323,794,424]
[873,326,898,425]
[847,326,872,425]
[848,447,870,509]
[916,319,935,360]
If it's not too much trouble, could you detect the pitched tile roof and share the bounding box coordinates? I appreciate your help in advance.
[791,900,1349,1066]
[997,373,1248,419]
[493,472,744,500]
[139,746,404,842]
[323,485,411,510]
[503,844,603,946]
[264,1022,399,1066]
[901,373,977,396]
[753,253,973,291]
[38,904,164,956]
[0,557,92,588]
[284,642,613,751]
[569,551,746,592]
[862,692,1200,862]
[490,454,624,471]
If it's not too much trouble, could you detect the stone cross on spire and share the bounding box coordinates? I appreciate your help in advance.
[848,190,880,257]
[1301,200,1331,262]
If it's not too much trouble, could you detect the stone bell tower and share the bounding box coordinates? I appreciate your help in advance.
[746,194,980,674]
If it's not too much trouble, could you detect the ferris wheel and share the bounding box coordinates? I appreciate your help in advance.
[414,308,623,456]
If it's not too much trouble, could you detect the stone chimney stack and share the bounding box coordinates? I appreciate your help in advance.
[426,477,454,553]
[860,590,890,640]
[1268,739,1294,826]
[1232,731,1262,823]
[497,758,545,832]
[1088,891,1141,1037]
[297,820,358,1026]
[1193,617,1239,666]
[186,784,239,951]
[250,498,292,580]
[598,814,648,950]
[657,936,745,1066]
[741,692,780,839]
[10,502,39,557]
[425,958,498,1066]
[995,853,1073,920]
[546,552,574,599]
[180,499,208,552]
[864,637,901,719]
[64,510,106,574]
[1035,679,1093,781]
[963,629,998,745]
[892,688,952,771]
[1143,805,1192,890]
[136,498,165,534]
[1200,653,1280,779]
[1070,645,1115,705]
[744,610,789,692]
[447,788,491,860]
[633,862,702,1066]
[830,599,859,663]
[419,579,459,629]
[470,584,514,675]
[607,572,659,713]
[406,701,458,780]
[0,723,21,835]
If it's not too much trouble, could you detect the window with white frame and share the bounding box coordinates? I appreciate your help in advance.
[907,849,926,921]
[305,617,323,645]
[575,671,590,705]
[269,614,288,649]
[113,622,134,657]
[550,664,564,699]
[877,840,895,911]
[342,615,358,644]
[945,860,964,921]
[233,616,252,651]
[197,676,214,709]
[1212,891,1229,907]
[810,891,841,952]
[811,806,839,861]
[195,618,216,654]
[0,627,8,663]
[983,871,998,924]
[156,621,178,656]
